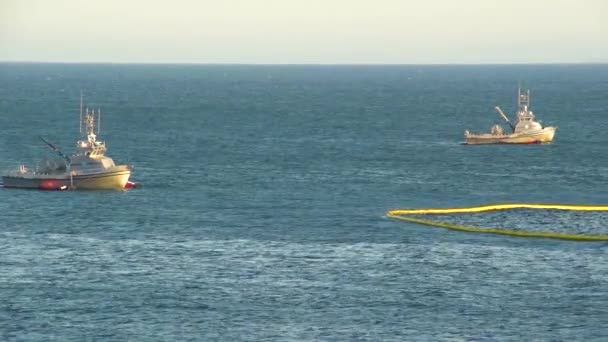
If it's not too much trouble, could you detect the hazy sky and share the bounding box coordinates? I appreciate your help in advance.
[1,0,606,64]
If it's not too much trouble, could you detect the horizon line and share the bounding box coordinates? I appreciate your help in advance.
[1,60,607,66]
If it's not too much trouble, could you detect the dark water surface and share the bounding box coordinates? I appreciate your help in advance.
[1,63,608,341]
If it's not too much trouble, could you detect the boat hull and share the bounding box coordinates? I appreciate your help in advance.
[464,127,556,145]
[2,167,131,190]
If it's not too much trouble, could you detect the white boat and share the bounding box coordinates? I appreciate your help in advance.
[464,88,556,145]
[2,96,133,190]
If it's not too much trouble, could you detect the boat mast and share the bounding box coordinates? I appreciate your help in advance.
[518,88,531,113]
[80,92,84,134]
[97,108,101,135]
[517,83,524,110]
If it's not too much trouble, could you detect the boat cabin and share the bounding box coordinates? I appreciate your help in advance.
[514,90,543,133]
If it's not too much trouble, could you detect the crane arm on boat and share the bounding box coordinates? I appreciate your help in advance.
[39,136,71,164]
[494,106,515,132]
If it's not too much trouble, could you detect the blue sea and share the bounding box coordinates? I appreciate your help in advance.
[1,63,608,341]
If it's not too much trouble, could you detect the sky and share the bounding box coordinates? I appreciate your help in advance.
[0,0,606,64]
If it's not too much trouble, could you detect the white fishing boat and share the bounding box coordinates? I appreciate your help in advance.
[464,88,556,145]
[2,96,133,190]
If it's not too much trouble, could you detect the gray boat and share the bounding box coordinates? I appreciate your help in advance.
[2,96,132,190]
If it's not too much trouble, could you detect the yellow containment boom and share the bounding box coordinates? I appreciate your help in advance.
[387,203,608,242]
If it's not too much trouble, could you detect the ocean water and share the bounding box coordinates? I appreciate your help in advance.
[1,63,607,341]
